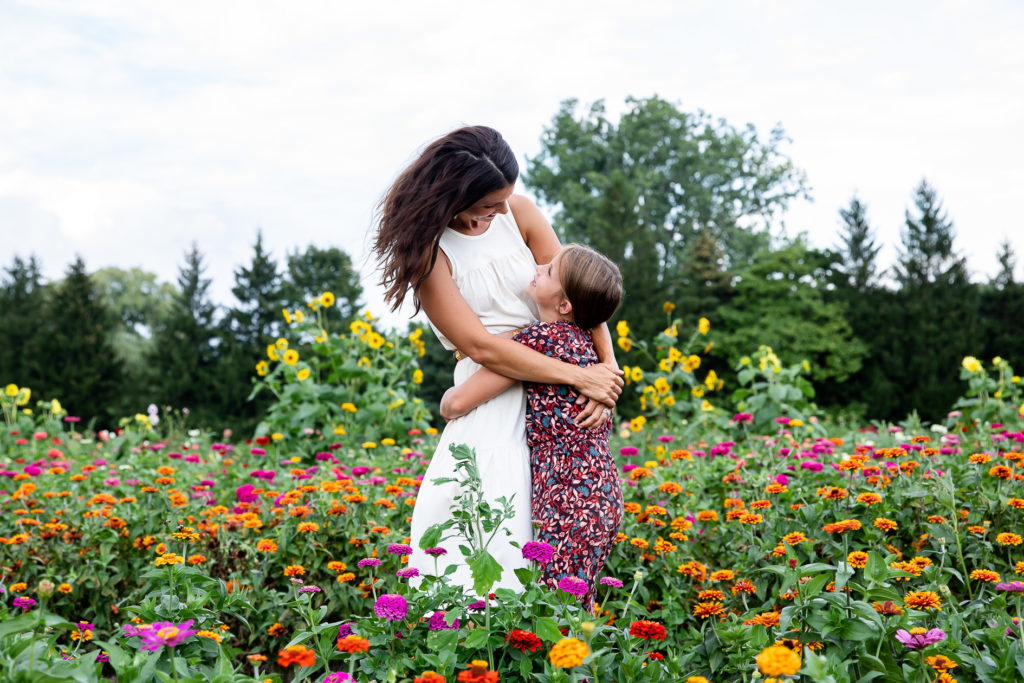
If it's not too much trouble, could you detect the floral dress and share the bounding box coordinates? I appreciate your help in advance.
[513,321,624,608]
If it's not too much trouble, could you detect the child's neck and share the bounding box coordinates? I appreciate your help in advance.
[537,307,574,325]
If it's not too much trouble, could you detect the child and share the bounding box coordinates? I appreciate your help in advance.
[440,243,624,608]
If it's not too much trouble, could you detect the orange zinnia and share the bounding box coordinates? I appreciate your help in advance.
[277,644,315,668]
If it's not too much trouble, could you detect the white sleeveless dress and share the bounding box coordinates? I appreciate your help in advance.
[408,210,538,595]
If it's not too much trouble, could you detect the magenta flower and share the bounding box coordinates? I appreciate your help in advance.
[428,610,459,630]
[619,446,639,456]
[357,558,382,568]
[558,576,588,597]
[599,577,624,588]
[894,628,945,649]
[732,412,753,424]
[235,484,259,503]
[396,568,420,579]
[351,466,372,476]
[322,673,354,683]
[522,541,555,564]
[337,622,356,638]
[12,597,35,610]
[374,594,408,621]
[424,547,447,557]
[387,543,414,555]
[139,620,197,651]
[996,581,1024,592]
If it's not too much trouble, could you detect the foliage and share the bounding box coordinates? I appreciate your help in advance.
[249,297,431,443]
[3,310,1024,681]
[524,95,808,340]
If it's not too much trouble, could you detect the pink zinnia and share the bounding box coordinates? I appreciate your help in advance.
[522,541,555,563]
[894,628,945,649]
[139,620,197,650]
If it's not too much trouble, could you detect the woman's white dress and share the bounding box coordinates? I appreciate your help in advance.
[408,210,538,595]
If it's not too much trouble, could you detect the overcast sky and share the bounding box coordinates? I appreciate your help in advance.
[2,0,1022,328]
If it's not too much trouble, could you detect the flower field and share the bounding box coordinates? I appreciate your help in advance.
[2,304,1024,683]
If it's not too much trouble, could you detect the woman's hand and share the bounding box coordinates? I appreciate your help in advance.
[574,362,623,406]
[575,396,614,429]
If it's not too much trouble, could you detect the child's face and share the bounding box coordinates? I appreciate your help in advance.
[527,252,566,315]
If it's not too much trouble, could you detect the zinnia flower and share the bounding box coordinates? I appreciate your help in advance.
[374,593,408,621]
[756,645,801,676]
[970,569,1001,583]
[428,611,460,631]
[504,629,542,652]
[904,591,942,611]
[557,576,588,596]
[139,620,197,651]
[278,644,316,668]
[522,540,556,563]
[894,627,945,649]
[456,660,499,683]
[336,635,370,653]
[996,581,1024,592]
[548,638,589,668]
[629,620,667,640]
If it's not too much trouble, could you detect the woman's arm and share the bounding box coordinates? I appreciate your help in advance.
[440,369,517,420]
[512,194,621,426]
[419,252,623,405]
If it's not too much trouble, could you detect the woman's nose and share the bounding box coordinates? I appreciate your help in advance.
[495,201,509,214]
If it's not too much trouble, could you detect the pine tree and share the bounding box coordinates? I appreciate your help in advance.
[888,180,976,421]
[281,244,363,321]
[30,257,122,422]
[893,180,967,289]
[0,255,47,387]
[993,237,1017,290]
[147,244,219,422]
[835,196,881,291]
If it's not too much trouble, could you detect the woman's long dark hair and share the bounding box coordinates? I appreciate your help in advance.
[374,126,518,313]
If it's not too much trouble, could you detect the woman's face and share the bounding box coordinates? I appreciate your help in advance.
[453,185,514,232]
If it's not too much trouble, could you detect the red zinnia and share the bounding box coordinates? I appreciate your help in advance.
[504,629,543,652]
[629,620,667,641]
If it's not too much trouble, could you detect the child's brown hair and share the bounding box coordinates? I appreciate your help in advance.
[558,243,623,330]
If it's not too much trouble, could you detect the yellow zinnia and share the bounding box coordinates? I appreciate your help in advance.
[283,350,299,365]
[296,368,310,381]
[5,383,18,397]
[255,361,269,377]
[962,356,981,373]
[367,332,385,349]
[698,317,710,334]
[616,320,629,337]
[756,645,801,676]
[549,637,589,668]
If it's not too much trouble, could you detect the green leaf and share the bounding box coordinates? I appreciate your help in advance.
[463,627,490,649]
[469,550,504,597]
[419,524,443,550]
[865,551,888,585]
[535,617,564,643]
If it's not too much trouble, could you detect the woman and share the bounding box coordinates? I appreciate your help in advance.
[373,126,622,594]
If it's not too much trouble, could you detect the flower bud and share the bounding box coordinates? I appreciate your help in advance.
[581,621,595,636]
[938,584,952,597]
[633,571,644,582]
[37,579,55,597]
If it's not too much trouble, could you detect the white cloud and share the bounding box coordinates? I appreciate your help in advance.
[1,0,1022,326]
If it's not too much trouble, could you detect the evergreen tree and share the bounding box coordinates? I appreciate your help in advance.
[888,180,976,421]
[893,180,967,288]
[0,255,47,387]
[835,196,881,292]
[218,231,284,433]
[29,257,122,422]
[993,237,1017,290]
[147,244,219,423]
[228,230,284,347]
[281,244,363,320]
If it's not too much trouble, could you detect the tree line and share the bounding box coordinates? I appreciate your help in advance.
[0,236,363,432]
[2,95,1021,428]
